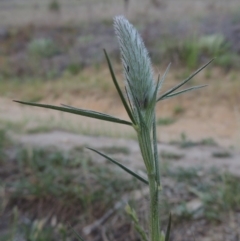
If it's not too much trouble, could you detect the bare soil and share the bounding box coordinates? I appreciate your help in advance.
[0,1,240,240]
[1,92,239,175]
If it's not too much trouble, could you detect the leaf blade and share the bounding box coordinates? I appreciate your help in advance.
[157,59,213,102]
[157,63,171,93]
[104,49,136,125]
[87,147,148,185]
[165,213,172,241]
[14,100,132,126]
[160,85,207,100]
[71,227,85,241]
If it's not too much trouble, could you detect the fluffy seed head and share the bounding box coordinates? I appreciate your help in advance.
[114,16,156,111]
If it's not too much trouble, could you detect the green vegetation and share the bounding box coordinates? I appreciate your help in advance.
[173,105,185,115]
[13,16,216,241]
[48,0,61,12]
[157,117,175,126]
[167,167,240,221]
[160,151,184,160]
[0,129,138,240]
[0,2,240,240]
[98,146,130,155]
[170,133,218,148]
[28,38,59,58]
[1,128,240,239]
[212,151,232,158]
[66,63,83,75]
[159,34,240,70]
[0,129,8,162]
[13,148,136,208]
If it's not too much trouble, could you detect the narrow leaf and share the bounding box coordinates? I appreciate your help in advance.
[160,85,207,101]
[125,205,148,241]
[71,227,85,241]
[158,63,171,93]
[165,213,172,241]
[87,147,148,185]
[153,114,160,186]
[157,59,213,102]
[14,101,132,126]
[104,49,136,125]
[61,104,119,118]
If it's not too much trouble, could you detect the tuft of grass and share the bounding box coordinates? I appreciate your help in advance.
[1,141,139,240]
[48,0,61,12]
[212,151,232,158]
[1,132,240,238]
[160,34,240,69]
[66,63,83,76]
[167,167,240,221]
[199,138,218,146]
[173,105,185,115]
[0,129,10,163]
[157,117,175,126]
[160,151,184,160]
[192,172,240,220]
[11,147,137,204]
[168,167,201,182]
[170,133,217,148]
[28,38,59,58]
[178,37,200,69]
[214,53,240,70]
[204,68,212,79]
[98,146,130,155]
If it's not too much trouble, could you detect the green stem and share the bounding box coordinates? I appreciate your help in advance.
[153,113,160,187]
[153,113,161,238]
[137,126,155,173]
[137,125,160,241]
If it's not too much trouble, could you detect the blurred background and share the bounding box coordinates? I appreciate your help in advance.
[0,0,240,241]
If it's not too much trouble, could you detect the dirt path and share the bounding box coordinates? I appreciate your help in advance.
[13,130,240,176]
[1,92,240,176]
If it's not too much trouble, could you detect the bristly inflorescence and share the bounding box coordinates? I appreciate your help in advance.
[114,16,157,127]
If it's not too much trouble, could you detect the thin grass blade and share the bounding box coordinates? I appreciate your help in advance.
[87,147,149,185]
[157,59,213,101]
[160,85,207,101]
[61,104,120,118]
[14,100,132,126]
[153,114,160,186]
[104,49,136,125]
[71,227,85,241]
[125,205,148,241]
[165,213,172,241]
[158,63,171,93]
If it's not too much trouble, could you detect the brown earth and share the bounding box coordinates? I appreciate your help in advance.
[1,71,240,175]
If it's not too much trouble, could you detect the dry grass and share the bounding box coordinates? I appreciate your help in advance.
[0,65,115,102]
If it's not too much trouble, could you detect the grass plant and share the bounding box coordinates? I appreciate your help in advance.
[1,128,240,239]
[170,133,218,148]
[15,16,212,241]
[173,105,185,115]
[160,151,184,160]
[28,38,59,59]
[212,151,232,158]
[159,34,240,70]
[157,117,175,126]
[48,0,61,12]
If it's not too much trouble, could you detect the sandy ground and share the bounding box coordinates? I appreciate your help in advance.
[14,130,240,176]
[1,94,239,176]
